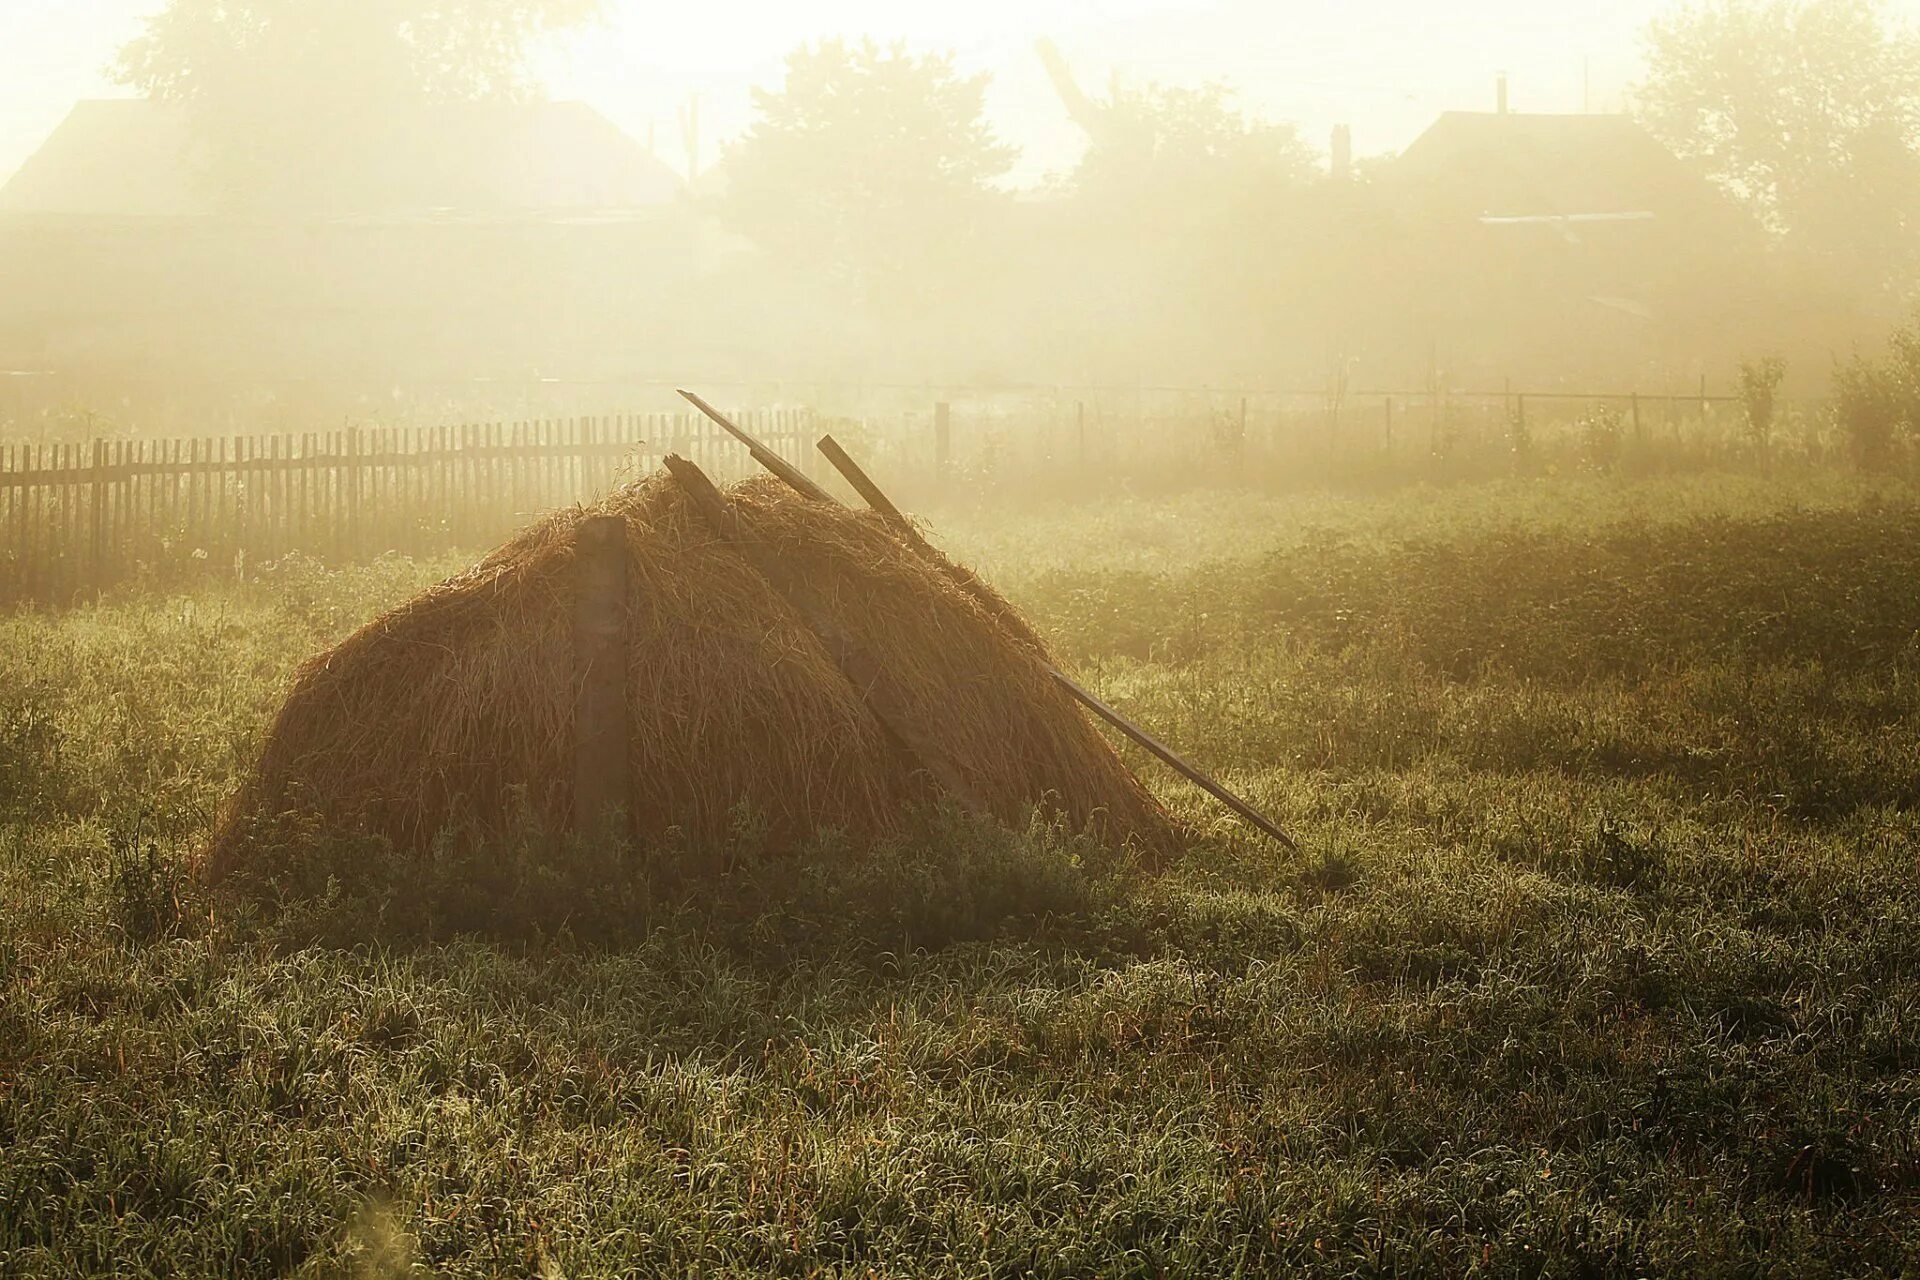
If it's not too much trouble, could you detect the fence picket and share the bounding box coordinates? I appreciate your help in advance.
[0,384,1730,604]
[134,438,149,562]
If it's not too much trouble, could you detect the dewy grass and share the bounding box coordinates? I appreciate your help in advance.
[2,469,1919,1275]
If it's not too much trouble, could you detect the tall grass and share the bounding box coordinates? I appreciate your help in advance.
[3,471,1919,1275]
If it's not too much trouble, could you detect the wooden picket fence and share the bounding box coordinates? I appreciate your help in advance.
[0,381,1838,604]
[842,383,1781,484]
[0,409,817,602]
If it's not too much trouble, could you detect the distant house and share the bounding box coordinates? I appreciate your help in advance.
[1373,110,1763,383]
[0,99,719,426]
[1389,110,1722,226]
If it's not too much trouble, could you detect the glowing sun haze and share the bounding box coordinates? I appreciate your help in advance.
[9,0,1920,187]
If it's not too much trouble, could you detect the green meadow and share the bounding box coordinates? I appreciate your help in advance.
[4,470,1919,1276]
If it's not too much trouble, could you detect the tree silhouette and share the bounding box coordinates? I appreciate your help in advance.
[1067,79,1316,210]
[117,0,599,104]
[115,0,600,209]
[1043,77,1321,380]
[1638,0,1920,296]
[721,39,1016,303]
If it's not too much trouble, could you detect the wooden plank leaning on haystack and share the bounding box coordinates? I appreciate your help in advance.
[675,389,1301,853]
[660,453,994,819]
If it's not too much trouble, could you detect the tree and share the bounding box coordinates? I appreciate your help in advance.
[721,40,1016,303]
[1067,80,1317,211]
[1045,78,1320,380]
[115,0,600,208]
[1834,308,1920,467]
[117,0,598,103]
[1637,0,1920,271]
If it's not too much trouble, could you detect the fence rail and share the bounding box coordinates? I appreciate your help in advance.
[0,410,817,601]
[0,383,1844,604]
[841,382,1813,486]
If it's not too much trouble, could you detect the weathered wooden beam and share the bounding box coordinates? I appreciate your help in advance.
[812,434,1302,854]
[661,453,989,817]
[675,390,831,503]
[815,433,1049,656]
[572,513,631,837]
[682,395,1303,854]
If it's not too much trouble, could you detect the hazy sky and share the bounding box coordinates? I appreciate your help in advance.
[7,0,1920,188]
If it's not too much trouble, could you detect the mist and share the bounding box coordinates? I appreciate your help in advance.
[4,0,1918,433]
[13,5,1920,1274]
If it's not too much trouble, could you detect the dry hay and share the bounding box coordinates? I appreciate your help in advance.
[207,469,1182,878]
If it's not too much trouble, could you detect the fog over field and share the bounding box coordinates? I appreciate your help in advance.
[7,0,1758,189]
[8,0,1920,420]
[5,2,1920,1276]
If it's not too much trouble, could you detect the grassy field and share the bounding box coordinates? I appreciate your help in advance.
[4,470,1920,1276]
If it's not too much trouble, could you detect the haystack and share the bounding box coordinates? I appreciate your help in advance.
[207,468,1181,878]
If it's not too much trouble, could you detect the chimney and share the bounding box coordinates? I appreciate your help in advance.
[1330,124,1352,180]
[1496,73,1509,115]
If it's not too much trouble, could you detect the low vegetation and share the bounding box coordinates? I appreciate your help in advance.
[1834,311,1920,469]
[3,471,1919,1275]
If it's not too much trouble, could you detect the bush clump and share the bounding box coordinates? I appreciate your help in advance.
[1832,316,1920,469]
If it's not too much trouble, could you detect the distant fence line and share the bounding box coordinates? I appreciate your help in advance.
[0,410,819,601]
[848,381,1810,481]
[0,373,1808,443]
[0,385,1832,603]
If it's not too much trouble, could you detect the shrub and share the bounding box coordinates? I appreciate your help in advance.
[1739,356,1786,451]
[1581,405,1625,470]
[108,821,191,945]
[1833,354,1899,468]
[1505,397,1532,460]
[1832,315,1920,469]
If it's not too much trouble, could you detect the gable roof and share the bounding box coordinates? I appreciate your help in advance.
[1389,111,1715,220]
[0,99,683,218]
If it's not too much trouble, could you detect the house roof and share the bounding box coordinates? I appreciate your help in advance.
[0,99,684,218]
[1389,111,1714,220]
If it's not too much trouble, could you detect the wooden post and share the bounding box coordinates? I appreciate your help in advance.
[572,513,630,837]
[1,446,10,597]
[88,439,105,589]
[809,433,1301,855]
[1631,392,1643,445]
[1383,395,1393,451]
[185,438,200,555]
[166,438,182,553]
[119,440,132,562]
[230,435,245,568]
[1429,378,1441,455]
[127,440,141,561]
[346,427,363,559]
[1076,400,1087,469]
[933,401,951,475]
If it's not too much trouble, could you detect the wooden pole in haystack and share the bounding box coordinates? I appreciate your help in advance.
[674,389,1301,853]
[572,513,631,836]
[678,390,830,501]
[816,432,1301,854]
[661,453,992,816]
